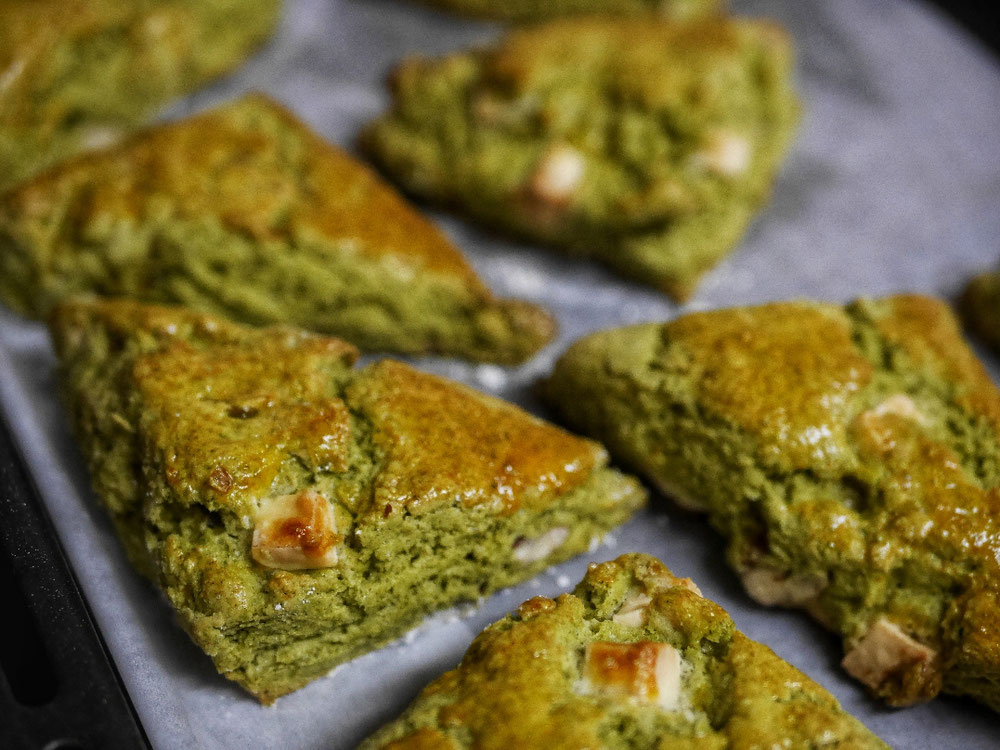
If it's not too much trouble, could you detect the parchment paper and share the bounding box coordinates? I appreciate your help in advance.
[1,0,999,747]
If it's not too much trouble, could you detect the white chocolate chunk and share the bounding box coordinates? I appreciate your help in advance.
[867,394,926,424]
[142,11,172,37]
[841,618,936,690]
[512,526,569,563]
[583,641,682,710]
[690,130,752,177]
[79,124,125,151]
[252,489,340,570]
[740,566,826,607]
[856,394,929,454]
[613,592,653,627]
[651,643,682,710]
[614,575,702,627]
[0,58,26,94]
[528,144,585,205]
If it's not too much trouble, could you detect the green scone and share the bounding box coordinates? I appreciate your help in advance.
[49,298,644,702]
[415,0,721,23]
[0,95,556,363]
[960,268,1000,351]
[0,0,280,192]
[360,554,888,750]
[545,295,1000,710]
[362,16,800,301]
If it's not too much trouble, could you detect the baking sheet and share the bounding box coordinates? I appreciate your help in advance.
[1,0,999,747]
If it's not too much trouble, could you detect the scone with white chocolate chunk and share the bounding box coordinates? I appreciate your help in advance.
[545,295,1000,710]
[359,554,888,749]
[362,16,800,300]
[49,298,644,702]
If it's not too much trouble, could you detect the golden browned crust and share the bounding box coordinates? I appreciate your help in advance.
[664,302,873,470]
[347,360,605,518]
[8,94,481,283]
[50,297,594,520]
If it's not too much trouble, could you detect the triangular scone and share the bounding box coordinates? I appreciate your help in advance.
[960,268,1000,351]
[49,298,643,703]
[415,0,721,23]
[545,296,1000,711]
[3,95,556,364]
[362,17,799,301]
[0,0,280,191]
[360,554,888,749]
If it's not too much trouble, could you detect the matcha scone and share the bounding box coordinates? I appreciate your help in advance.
[361,554,888,749]
[959,268,1000,351]
[0,0,280,191]
[545,295,1000,710]
[49,298,644,702]
[362,17,800,300]
[416,0,721,23]
[0,95,555,363]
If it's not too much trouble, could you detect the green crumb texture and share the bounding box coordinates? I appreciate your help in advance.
[960,269,1000,352]
[360,554,888,750]
[545,295,1000,711]
[49,297,644,703]
[416,0,722,23]
[362,16,800,301]
[0,95,556,364]
[0,0,281,192]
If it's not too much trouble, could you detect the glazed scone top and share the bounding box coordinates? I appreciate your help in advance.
[364,554,888,749]
[661,302,872,471]
[4,94,483,286]
[661,296,998,461]
[569,295,1000,574]
[346,360,606,517]
[50,298,606,525]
